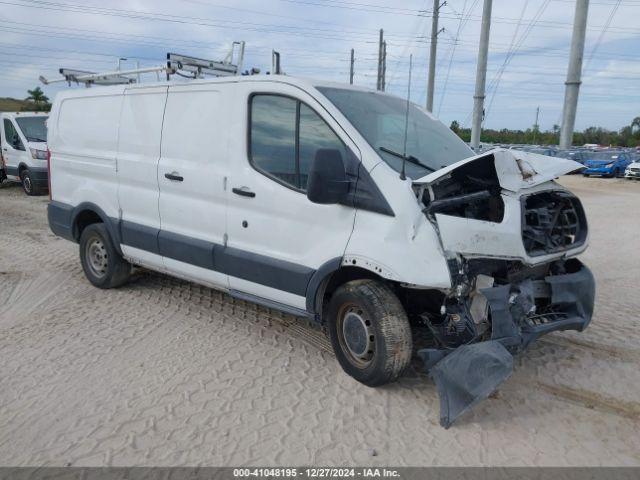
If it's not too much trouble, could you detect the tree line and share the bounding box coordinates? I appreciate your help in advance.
[449,117,640,148]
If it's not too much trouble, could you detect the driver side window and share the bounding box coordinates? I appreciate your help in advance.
[3,120,24,151]
[249,94,348,191]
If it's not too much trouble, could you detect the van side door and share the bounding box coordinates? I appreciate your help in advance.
[116,86,168,269]
[157,84,230,289]
[224,83,358,312]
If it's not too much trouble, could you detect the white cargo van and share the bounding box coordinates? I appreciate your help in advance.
[0,111,49,195]
[47,76,595,427]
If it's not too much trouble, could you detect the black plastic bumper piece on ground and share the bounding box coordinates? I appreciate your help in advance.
[420,341,513,429]
[418,261,595,428]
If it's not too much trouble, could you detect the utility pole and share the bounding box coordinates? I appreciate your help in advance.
[560,0,589,150]
[382,40,387,91]
[426,0,442,112]
[377,29,384,90]
[533,106,540,143]
[471,0,493,151]
[349,48,355,84]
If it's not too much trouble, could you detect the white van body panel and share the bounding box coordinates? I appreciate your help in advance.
[343,163,452,288]
[49,88,124,217]
[117,86,167,238]
[157,83,231,289]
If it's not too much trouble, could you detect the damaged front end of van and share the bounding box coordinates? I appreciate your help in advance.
[412,148,595,428]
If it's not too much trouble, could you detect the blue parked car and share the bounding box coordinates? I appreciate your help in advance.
[582,151,631,177]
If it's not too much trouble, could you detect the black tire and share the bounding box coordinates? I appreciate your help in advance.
[583,173,589,177]
[79,223,131,288]
[20,169,39,196]
[326,279,412,387]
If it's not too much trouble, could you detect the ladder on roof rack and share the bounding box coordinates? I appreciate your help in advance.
[40,41,246,87]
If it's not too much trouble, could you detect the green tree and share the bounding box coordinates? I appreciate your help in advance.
[25,87,49,104]
[23,87,51,112]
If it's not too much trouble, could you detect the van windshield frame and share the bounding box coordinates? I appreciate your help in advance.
[15,116,48,143]
[316,87,473,179]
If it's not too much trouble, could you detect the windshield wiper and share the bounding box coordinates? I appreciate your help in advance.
[27,137,46,142]
[379,146,435,173]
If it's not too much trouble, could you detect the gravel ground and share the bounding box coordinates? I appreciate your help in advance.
[0,175,639,467]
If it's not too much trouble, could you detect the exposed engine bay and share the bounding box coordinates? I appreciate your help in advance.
[409,149,595,428]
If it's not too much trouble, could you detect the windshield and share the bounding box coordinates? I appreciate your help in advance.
[15,116,48,143]
[587,152,622,161]
[317,87,473,179]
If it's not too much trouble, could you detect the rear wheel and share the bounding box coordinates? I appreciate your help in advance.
[327,279,412,387]
[79,223,131,288]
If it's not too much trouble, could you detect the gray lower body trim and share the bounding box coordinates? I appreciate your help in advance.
[121,221,160,254]
[217,246,314,297]
[6,166,48,187]
[48,201,340,316]
[48,201,75,241]
[159,230,215,270]
[229,289,313,319]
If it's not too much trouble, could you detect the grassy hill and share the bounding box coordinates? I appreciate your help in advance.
[0,97,49,112]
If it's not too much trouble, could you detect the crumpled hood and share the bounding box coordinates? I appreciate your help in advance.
[414,148,583,192]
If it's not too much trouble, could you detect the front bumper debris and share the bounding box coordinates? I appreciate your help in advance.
[418,261,595,428]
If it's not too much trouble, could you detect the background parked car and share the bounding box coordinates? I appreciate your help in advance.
[582,150,631,178]
[624,158,640,180]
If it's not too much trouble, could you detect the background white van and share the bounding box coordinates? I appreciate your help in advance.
[0,111,49,195]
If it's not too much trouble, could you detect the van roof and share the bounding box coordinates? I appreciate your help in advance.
[52,75,400,101]
[1,111,49,119]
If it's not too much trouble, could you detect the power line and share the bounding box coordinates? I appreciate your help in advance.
[437,0,478,116]
[583,0,622,73]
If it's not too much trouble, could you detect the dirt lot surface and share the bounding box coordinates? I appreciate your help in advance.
[0,176,639,466]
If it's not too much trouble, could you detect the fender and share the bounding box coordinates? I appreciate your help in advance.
[48,201,123,255]
[305,257,343,319]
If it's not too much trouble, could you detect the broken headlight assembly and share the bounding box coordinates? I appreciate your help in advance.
[522,191,587,256]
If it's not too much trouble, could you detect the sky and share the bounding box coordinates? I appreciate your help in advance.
[1,0,638,132]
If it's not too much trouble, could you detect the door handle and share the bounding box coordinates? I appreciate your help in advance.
[164,172,183,182]
[232,187,256,198]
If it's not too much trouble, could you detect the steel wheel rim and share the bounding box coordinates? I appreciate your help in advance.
[22,175,31,193]
[337,304,375,368]
[86,236,108,278]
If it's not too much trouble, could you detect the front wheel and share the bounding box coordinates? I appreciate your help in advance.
[20,169,37,196]
[79,223,131,288]
[326,279,412,387]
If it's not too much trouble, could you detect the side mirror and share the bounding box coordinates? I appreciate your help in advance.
[306,148,349,205]
[11,135,22,150]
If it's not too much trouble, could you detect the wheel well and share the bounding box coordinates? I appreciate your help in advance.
[18,163,28,174]
[73,210,103,241]
[316,266,382,323]
[316,266,445,324]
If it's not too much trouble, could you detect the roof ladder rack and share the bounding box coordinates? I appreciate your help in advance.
[39,41,246,87]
